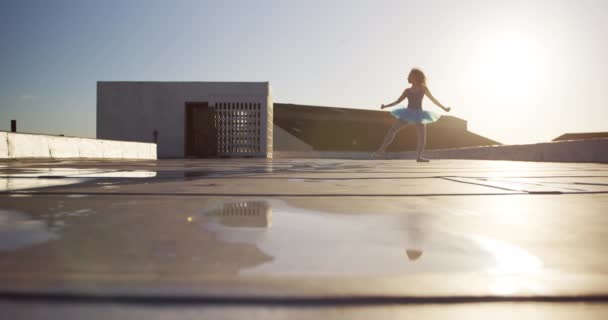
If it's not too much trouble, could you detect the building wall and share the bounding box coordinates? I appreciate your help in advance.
[266,85,274,157]
[97,82,272,158]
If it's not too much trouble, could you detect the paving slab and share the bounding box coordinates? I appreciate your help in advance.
[0,158,607,315]
[26,177,516,196]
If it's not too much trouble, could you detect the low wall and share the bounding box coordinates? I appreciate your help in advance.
[274,138,608,163]
[425,138,608,163]
[0,131,157,160]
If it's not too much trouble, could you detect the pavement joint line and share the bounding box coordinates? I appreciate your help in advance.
[526,191,564,195]
[0,175,447,180]
[2,291,608,306]
[3,175,606,180]
[439,177,520,192]
[442,177,593,194]
[443,176,608,178]
[472,178,590,192]
[574,182,608,186]
[4,192,608,197]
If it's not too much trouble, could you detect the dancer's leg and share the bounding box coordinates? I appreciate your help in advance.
[375,121,408,154]
[415,123,428,161]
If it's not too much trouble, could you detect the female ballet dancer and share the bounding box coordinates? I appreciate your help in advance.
[374,68,451,162]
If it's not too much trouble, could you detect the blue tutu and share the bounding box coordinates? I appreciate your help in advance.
[390,107,441,124]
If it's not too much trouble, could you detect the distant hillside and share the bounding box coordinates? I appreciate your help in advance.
[274,103,500,152]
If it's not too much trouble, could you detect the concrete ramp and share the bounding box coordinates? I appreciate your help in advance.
[273,125,313,152]
[275,138,608,163]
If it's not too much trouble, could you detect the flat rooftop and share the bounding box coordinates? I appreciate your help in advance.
[1,158,607,317]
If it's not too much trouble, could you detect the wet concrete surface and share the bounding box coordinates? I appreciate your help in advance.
[0,159,607,316]
[2,301,607,320]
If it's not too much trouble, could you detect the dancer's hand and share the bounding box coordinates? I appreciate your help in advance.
[445,106,451,112]
[380,104,386,109]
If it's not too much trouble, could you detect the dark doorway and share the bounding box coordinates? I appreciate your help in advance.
[185,102,218,158]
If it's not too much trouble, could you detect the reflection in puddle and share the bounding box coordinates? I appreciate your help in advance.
[184,171,211,179]
[0,168,157,178]
[406,249,423,261]
[473,235,542,275]
[0,210,60,251]
[52,208,94,218]
[65,194,89,198]
[1,178,93,192]
[196,199,542,277]
[0,169,156,191]
[199,201,272,228]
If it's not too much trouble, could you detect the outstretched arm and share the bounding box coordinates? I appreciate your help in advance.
[424,87,451,112]
[381,88,409,109]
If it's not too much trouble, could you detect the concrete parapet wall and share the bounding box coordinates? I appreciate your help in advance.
[0,132,8,159]
[0,132,156,160]
[425,138,608,163]
[275,138,608,163]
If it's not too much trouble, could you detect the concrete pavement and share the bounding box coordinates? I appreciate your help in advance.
[1,158,607,317]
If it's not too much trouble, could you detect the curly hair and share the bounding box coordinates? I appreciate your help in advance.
[408,68,427,87]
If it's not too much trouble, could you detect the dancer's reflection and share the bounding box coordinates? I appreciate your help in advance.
[404,213,427,262]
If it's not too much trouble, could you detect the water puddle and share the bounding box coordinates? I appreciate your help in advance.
[0,204,99,251]
[0,209,60,251]
[0,168,156,178]
[191,199,542,277]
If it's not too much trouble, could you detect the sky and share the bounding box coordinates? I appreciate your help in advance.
[0,0,607,144]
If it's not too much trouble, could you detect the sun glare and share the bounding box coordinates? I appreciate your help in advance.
[459,27,554,143]
[473,31,548,101]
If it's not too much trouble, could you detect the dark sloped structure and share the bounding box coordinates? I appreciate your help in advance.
[553,132,608,141]
[274,103,500,152]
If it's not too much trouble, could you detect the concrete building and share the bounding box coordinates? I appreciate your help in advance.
[97,82,273,158]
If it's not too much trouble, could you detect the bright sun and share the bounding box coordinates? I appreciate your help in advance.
[471,31,548,104]
[459,28,554,143]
